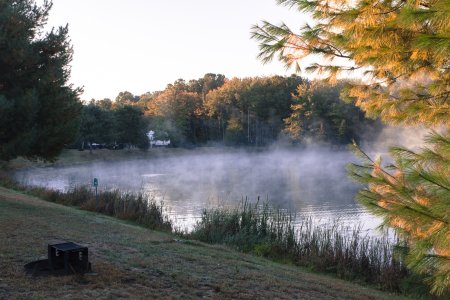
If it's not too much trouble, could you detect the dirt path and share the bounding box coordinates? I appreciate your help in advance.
[0,187,404,299]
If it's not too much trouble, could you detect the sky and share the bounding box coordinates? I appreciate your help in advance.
[44,0,311,101]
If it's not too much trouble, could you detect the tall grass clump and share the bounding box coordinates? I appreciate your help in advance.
[28,186,172,232]
[187,201,414,293]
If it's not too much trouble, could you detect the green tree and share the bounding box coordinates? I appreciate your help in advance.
[252,0,449,294]
[284,81,373,144]
[0,0,82,161]
[114,105,149,149]
[78,103,115,148]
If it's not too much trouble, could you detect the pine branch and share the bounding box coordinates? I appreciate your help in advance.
[418,173,450,193]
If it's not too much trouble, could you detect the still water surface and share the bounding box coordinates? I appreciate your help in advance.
[15,148,383,234]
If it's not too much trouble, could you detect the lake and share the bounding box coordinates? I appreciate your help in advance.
[15,147,383,234]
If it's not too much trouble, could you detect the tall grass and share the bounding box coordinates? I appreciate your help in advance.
[186,201,412,292]
[0,171,171,231]
[27,186,173,232]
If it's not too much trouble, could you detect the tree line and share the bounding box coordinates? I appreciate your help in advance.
[0,0,381,155]
[77,73,380,149]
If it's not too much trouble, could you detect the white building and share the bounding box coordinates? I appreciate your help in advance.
[147,131,170,147]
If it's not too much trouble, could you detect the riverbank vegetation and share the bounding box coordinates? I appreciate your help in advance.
[185,202,427,294]
[0,176,172,232]
[0,173,430,296]
[1,186,407,299]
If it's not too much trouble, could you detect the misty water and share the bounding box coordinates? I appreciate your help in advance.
[15,147,384,235]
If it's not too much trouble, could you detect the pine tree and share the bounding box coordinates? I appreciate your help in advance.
[252,0,449,127]
[348,133,449,294]
[252,0,449,294]
[0,0,82,161]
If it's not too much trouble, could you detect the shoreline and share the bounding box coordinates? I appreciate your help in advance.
[0,185,409,299]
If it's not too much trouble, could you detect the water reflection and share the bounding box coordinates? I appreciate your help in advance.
[15,148,383,233]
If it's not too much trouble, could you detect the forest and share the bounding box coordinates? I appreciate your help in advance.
[76,74,381,149]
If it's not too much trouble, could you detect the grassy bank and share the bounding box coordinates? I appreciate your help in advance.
[0,170,432,297]
[0,155,434,298]
[27,186,173,232]
[185,202,429,295]
[0,186,405,299]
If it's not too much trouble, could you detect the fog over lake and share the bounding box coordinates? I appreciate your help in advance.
[15,146,387,233]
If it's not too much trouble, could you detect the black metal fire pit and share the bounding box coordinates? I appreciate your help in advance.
[48,242,90,274]
[25,242,91,276]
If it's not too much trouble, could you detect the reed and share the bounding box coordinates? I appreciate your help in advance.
[27,186,172,232]
[186,200,413,292]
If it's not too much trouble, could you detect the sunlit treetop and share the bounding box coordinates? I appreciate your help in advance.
[251,0,450,127]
